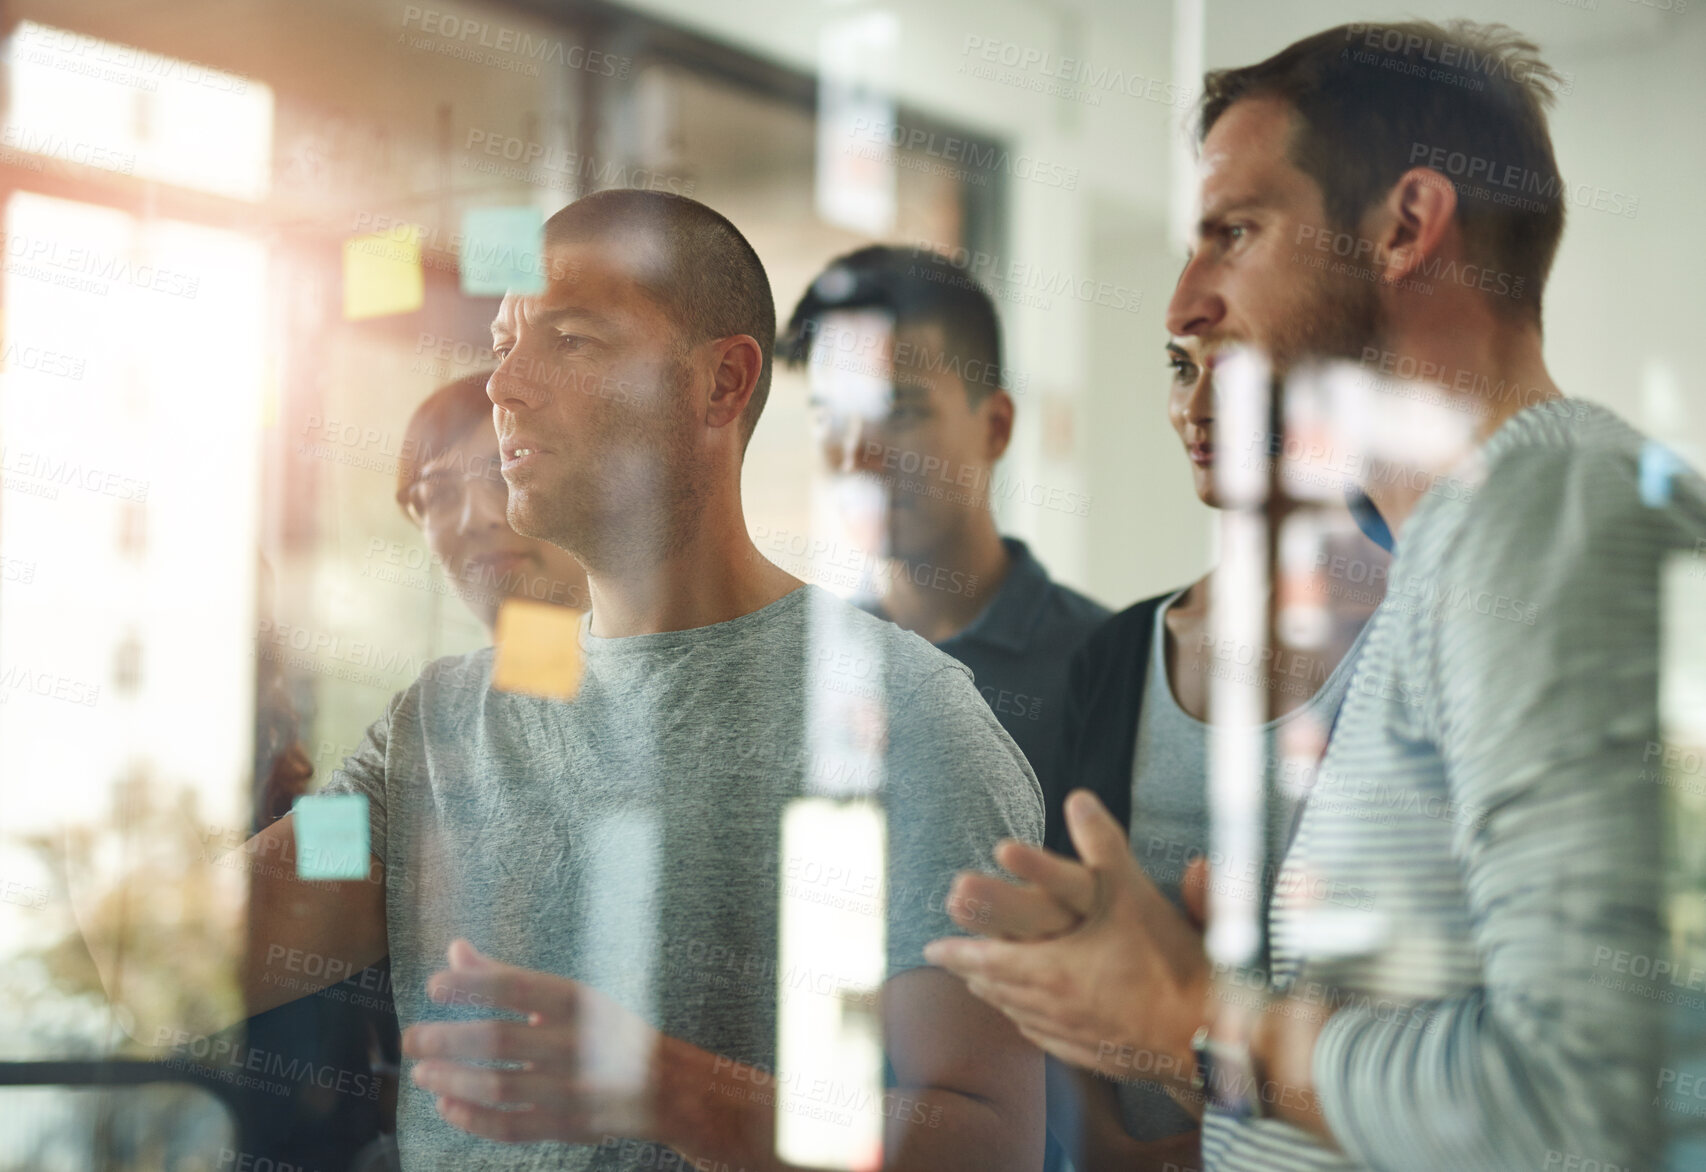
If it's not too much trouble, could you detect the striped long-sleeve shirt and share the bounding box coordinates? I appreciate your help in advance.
[1202,399,1706,1170]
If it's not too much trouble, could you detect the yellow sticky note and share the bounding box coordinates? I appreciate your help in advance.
[492,598,585,700]
[342,230,424,320]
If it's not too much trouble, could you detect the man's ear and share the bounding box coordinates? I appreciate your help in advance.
[705,334,765,431]
[1372,167,1458,288]
[982,388,1015,463]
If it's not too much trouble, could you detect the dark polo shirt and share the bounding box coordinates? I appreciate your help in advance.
[865,537,1109,789]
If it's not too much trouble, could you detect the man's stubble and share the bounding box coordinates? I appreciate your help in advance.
[508,361,706,576]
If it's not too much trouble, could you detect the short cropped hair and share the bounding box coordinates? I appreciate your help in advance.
[544,190,775,446]
[394,372,494,514]
[1200,20,1568,323]
[779,246,1006,405]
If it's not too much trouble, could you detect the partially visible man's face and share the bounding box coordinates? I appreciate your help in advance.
[1165,96,1382,380]
[808,309,1006,566]
[488,235,701,572]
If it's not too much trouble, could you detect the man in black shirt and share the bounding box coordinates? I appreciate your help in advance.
[781,246,1108,787]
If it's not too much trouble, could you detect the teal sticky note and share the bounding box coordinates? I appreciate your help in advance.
[293,794,371,880]
[1641,439,1683,509]
[460,206,547,297]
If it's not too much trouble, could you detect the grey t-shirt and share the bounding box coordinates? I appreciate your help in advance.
[321,584,1043,1170]
[1118,589,1369,1143]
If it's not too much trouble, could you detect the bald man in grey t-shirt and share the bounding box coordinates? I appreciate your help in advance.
[323,584,1043,1169]
[221,190,1046,1172]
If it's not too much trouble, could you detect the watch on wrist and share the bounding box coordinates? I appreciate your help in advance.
[1191,1022,1265,1120]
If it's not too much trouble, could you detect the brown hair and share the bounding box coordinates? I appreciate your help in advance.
[1200,20,1567,323]
[394,372,496,514]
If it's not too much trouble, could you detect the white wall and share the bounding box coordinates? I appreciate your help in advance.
[1204,0,1706,463]
[582,0,1705,608]
[615,0,1200,607]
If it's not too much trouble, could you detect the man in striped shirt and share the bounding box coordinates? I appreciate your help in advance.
[927,19,1706,1171]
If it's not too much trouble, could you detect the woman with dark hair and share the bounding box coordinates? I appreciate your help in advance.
[231,376,589,1169]
[395,372,588,630]
[1043,336,1389,1171]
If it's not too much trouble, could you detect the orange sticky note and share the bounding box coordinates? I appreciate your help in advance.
[491,598,584,700]
[342,229,424,320]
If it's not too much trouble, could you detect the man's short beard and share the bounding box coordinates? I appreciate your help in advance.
[1267,255,1384,375]
[511,360,704,577]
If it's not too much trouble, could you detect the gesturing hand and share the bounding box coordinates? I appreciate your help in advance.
[403,939,684,1145]
[923,790,1212,1088]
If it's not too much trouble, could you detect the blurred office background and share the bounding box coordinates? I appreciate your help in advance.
[0,0,1701,1166]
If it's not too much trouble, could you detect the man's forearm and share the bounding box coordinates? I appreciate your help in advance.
[1180,982,1337,1144]
[1076,1075,1202,1172]
[238,816,388,1019]
[652,1040,797,1172]
[660,1040,1034,1172]
[242,880,387,1017]
[1089,1128,1202,1172]
[1246,995,1334,1143]
[877,1085,1035,1172]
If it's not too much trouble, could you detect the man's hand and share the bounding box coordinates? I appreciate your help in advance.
[923,790,1211,1090]
[946,828,1093,942]
[404,940,751,1152]
[946,823,1208,944]
[404,940,1042,1169]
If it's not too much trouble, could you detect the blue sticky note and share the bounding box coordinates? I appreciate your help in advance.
[460,206,547,297]
[1641,440,1683,509]
[293,794,371,880]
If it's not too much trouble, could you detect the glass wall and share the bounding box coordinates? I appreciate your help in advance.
[1,1,1702,1170]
